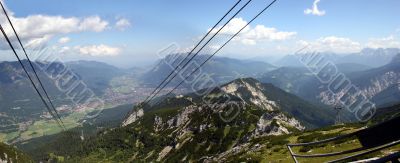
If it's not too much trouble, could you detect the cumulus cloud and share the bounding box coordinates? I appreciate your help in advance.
[304,0,326,16]
[0,3,109,50]
[58,37,71,44]
[56,44,122,57]
[210,18,296,45]
[115,18,131,31]
[210,17,250,35]
[7,15,108,40]
[243,25,297,42]
[297,34,400,54]
[299,36,362,53]
[78,16,109,32]
[75,44,121,56]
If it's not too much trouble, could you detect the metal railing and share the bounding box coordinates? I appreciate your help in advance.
[286,116,400,163]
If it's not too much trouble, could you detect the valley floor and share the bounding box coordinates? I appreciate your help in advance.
[0,103,129,144]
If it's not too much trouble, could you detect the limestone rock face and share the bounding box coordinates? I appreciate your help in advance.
[122,108,144,126]
[254,112,305,137]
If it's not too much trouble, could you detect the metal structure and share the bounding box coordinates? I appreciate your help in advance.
[287,116,400,163]
[334,105,343,125]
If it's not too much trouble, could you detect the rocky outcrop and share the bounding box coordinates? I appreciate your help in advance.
[362,71,400,98]
[318,54,400,107]
[221,79,277,111]
[0,142,33,163]
[318,70,400,106]
[157,146,173,161]
[155,105,197,131]
[122,108,144,126]
[254,112,304,137]
[0,153,8,163]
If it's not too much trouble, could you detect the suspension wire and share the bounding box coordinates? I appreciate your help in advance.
[0,24,65,130]
[164,0,279,98]
[145,0,253,105]
[143,0,244,104]
[0,1,65,130]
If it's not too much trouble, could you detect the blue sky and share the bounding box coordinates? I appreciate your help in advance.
[1,0,399,67]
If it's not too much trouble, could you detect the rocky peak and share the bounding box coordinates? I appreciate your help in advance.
[219,78,278,111]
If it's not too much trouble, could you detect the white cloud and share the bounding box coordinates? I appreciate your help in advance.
[210,18,296,45]
[115,18,131,31]
[7,15,108,40]
[78,16,109,32]
[210,17,250,35]
[299,36,362,53]
[304,0,326,16]
[244,25,297,41]
[58,46,71,54]
[366,35,400,49]
[58,37,71,44]
[0,4,109,50]
[241,39,256,45]
[75,44,121,56]
[297,34,400,54]
[55,44,121,57]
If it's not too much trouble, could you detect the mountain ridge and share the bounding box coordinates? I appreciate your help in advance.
[56,77,334,162]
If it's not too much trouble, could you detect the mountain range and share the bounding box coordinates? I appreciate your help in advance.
[2,48,400,137]
[259,53,400,121]
[0,55,279,144]
[2,48,400,162]
[16,75,400,162]
[140,54,276,87]
[21,78,334,162]
[275,48,400,68]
